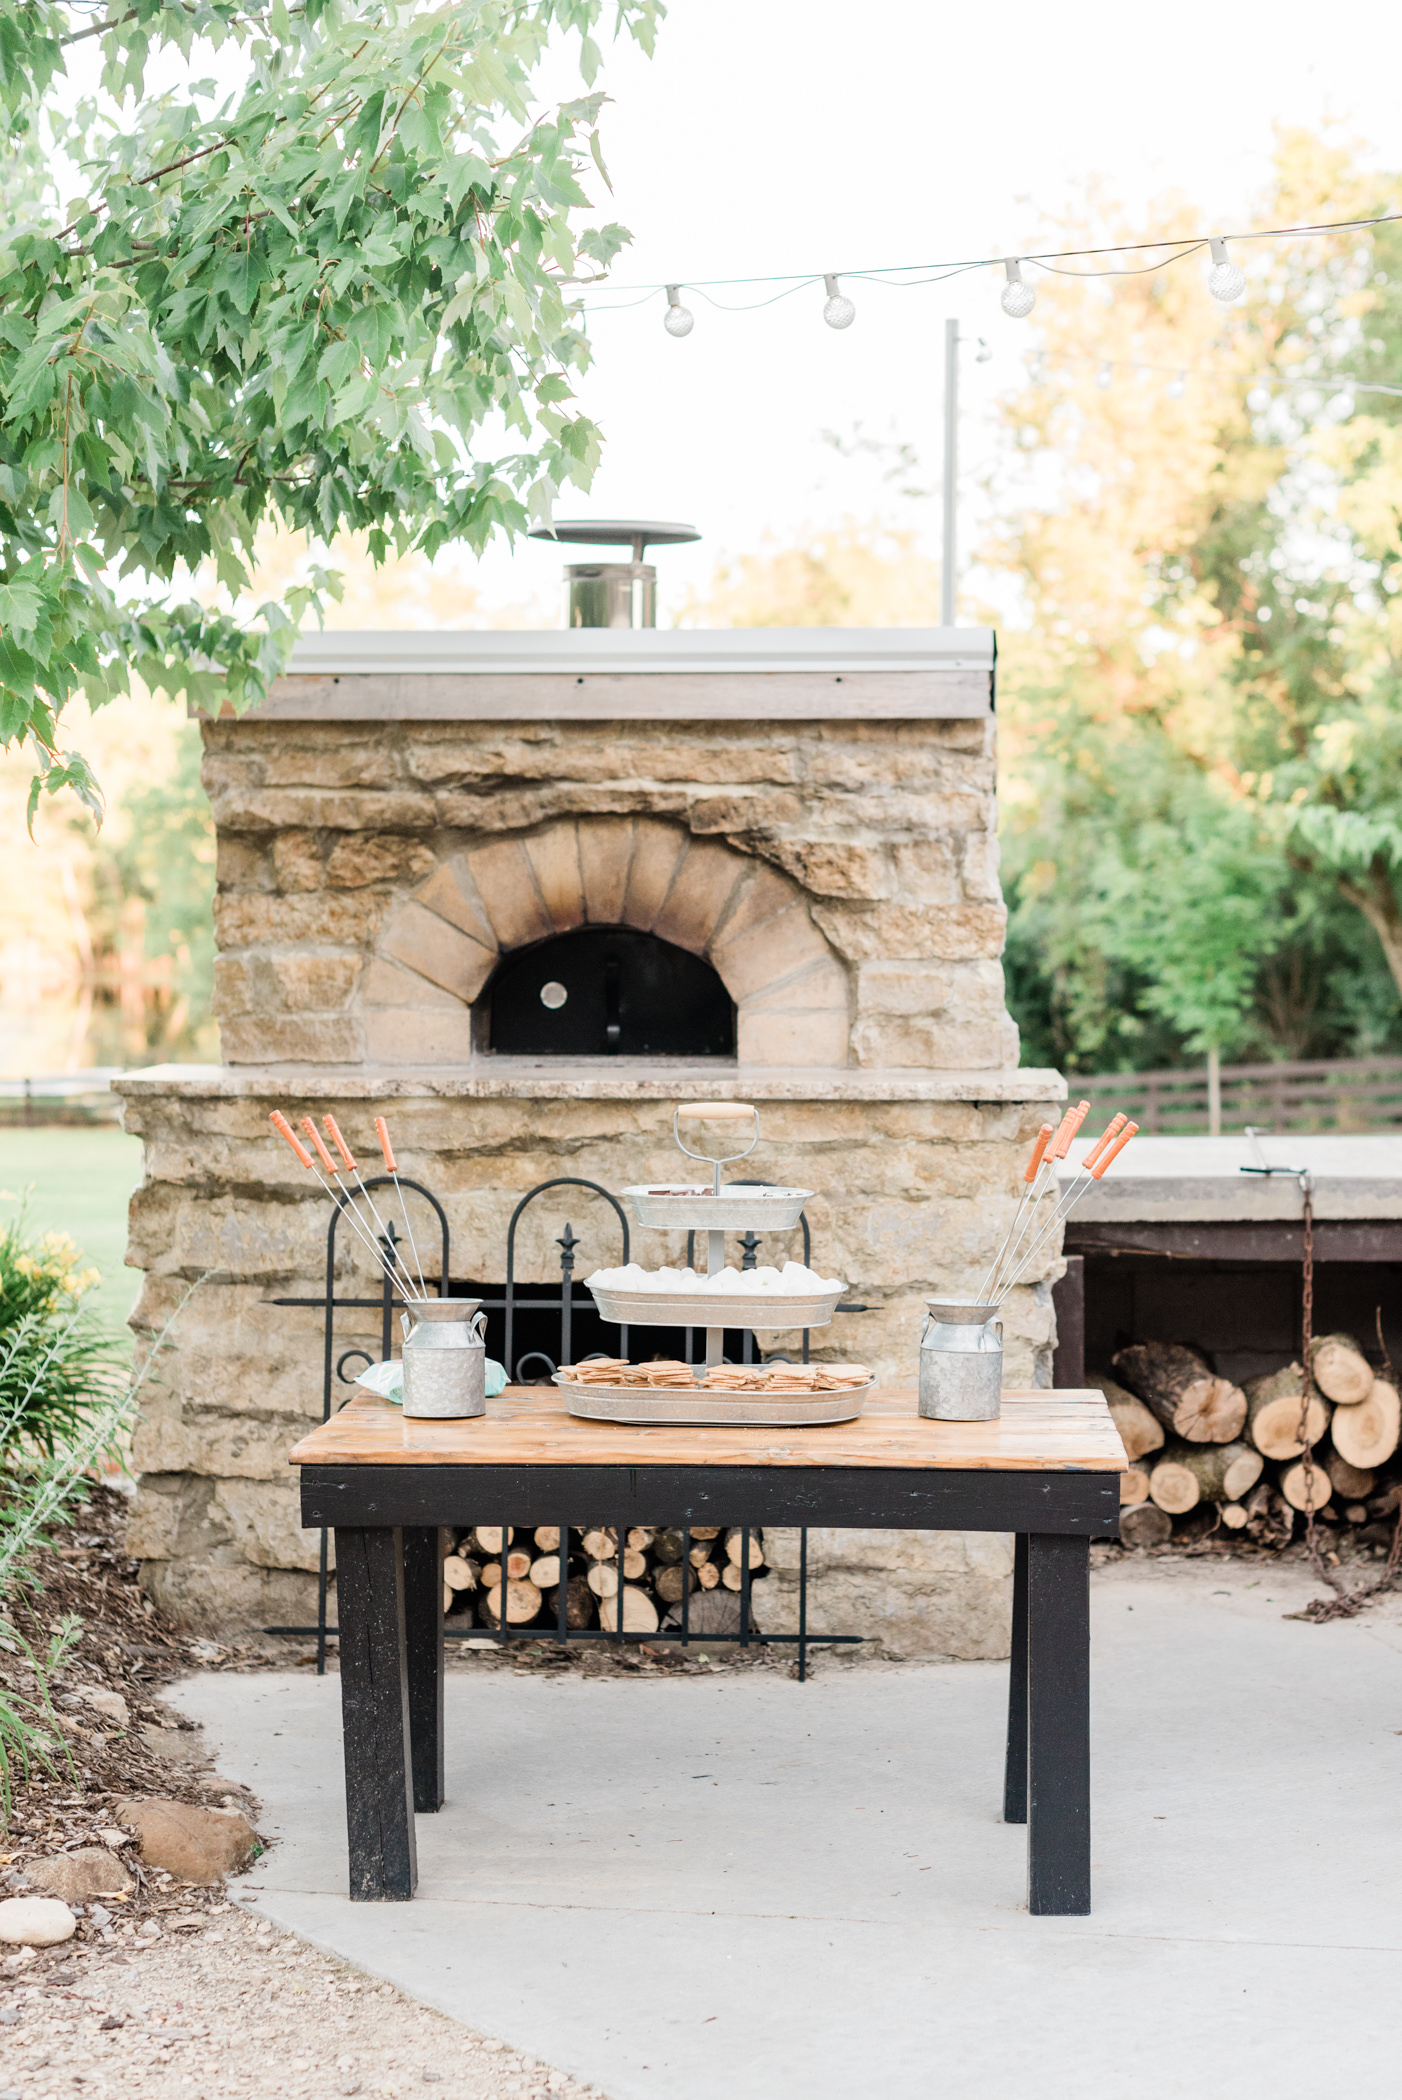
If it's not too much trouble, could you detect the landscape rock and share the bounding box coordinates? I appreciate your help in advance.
[0,1897,76,1947]
[115,1798,259,1884]
[140,1725,206,1765]
[77,1687,130,1728]
[27,1849,133,1902]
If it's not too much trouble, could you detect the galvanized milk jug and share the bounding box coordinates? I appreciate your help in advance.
[918,1298,1003,1421]
[400,1300,488,1419]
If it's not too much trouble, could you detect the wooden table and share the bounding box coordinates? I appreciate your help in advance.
[291,1385,1125,1916]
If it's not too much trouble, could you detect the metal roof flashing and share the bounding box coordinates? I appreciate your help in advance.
[218,626,996,722]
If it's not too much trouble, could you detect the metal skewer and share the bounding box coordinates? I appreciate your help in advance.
[321,1116,427,1301]
[990,1109,1118,1302]
[1000,1121,1139,1296]
[297,1117,424,1300]
[270,1113,424,1301]
[984,1099,1089,1303]
[977,1121,1054,1303]
[374,1116,429,1298]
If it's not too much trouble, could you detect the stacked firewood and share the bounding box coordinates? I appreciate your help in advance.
[438,1523,770,1635]
[1102,1335,1401,1549]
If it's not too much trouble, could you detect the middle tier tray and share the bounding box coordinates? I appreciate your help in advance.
[587,1281,846,1329]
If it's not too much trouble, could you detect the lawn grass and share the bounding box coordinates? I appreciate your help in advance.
[0,1125,145,1339]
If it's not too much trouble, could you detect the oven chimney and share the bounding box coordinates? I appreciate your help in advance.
[528,519,700,628]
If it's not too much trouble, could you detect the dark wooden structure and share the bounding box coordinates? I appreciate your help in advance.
[292,1385,1125,1918]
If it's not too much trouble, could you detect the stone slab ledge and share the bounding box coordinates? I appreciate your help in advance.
[115,1060,1066,1104]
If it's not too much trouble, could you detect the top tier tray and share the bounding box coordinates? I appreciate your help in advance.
[622,1183,813,1230]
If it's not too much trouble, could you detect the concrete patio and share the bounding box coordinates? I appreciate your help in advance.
[174,1559,1402,2098]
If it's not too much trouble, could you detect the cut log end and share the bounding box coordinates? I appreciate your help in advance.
[1278,1459,1333,1515]
[1331,1380,1401,1471]
[1119,1503,1172,1548]
[1310,1332,1374,1406]
[1113,1341,1245,1443]
[1244,1367,1330,1460]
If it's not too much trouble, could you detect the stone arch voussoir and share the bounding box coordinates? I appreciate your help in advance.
[360,817,852,1066]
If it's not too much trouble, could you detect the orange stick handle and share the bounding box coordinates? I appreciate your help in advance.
[301,1117,340,1175]
[1023,1124,1055,1183]
[375,1116,397,1173]
[1083,1112,1127,1171]
[1090,1121,1139,1179]
[270,1111,314,1170]
[323,1115,357,1172]
[1050,1099,1090,1160]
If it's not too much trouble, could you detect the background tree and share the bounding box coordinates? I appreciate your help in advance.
[0,0,660,820]
[992,133,1402,1070]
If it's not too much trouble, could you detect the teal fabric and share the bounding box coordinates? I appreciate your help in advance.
[354,1357,508,1403]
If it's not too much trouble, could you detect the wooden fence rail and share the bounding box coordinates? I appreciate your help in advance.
[1068,1056,1402,1136]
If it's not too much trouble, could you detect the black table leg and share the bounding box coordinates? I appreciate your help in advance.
[1003,1532,1028,1824]
[1026,1532,1090,1915]
[403,1526,445,1814]
[334,1526,417,1901]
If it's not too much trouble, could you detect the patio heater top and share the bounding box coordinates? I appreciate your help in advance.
[528,518,700,629]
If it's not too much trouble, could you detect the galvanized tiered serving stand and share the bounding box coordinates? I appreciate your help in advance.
[561,1103,871,1426]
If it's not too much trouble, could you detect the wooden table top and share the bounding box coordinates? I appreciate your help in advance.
[289,1387,1127,1473]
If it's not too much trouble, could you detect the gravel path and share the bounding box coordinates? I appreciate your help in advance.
[1,1905,605,2100]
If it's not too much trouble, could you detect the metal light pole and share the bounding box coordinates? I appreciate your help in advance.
[941,316,959,626]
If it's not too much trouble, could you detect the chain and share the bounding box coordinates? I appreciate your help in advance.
[1293,1182,1338,1589]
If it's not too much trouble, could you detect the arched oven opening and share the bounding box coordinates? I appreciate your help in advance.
[484,926,736,1058]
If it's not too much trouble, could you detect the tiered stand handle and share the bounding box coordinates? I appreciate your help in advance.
[673,1103,760,1367]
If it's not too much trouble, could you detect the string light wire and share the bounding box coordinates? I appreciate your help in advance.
[572,207,1402,326]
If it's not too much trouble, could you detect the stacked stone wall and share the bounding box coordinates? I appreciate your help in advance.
[121,1080,1060,1651]
[203,714,1018,1071]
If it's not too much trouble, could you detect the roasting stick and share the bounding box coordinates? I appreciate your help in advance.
[321,1116,426,1300]
[976,1122,1054,1303]
[988,1112,1126,1301]
[1001,1121,1140,1297]
[269,1114,424,1299]
[374,1116,429,1297]
[982,1099,1089,1302]
[299,1118,424,1299]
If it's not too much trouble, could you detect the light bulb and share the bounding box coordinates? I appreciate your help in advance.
[1246,384,1271,412]
[975,337,993,363]
[1166,369,1186,399]
[1096,362,1113,390]
[1208,236,1245,304]
[663,285,694,338]
[1001,259,1036,319]
[822,273,855,329]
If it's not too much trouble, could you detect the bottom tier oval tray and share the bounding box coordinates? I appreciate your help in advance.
[553,1373,872,1427]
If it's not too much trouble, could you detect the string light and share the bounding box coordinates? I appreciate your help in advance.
[1096,361,1113,389]
[663,284,694,337]
[1208,236,1247,304]
[595,207,1402,341]
[1166,369,1186,398]
[822,274,856,329]
[1001,259,1036,318]
[975,337,994,362]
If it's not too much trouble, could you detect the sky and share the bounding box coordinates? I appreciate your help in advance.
[456,0,1402,625]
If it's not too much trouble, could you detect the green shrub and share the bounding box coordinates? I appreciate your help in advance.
[0,1216,122,1459]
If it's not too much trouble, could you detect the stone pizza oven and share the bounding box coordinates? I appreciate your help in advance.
[117,624,1065,1654]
